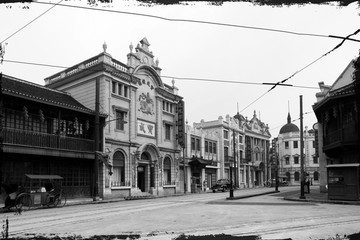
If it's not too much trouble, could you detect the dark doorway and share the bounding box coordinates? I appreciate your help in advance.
[137,166,145,192]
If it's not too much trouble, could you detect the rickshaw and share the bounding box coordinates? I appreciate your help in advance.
[2,174,67,212]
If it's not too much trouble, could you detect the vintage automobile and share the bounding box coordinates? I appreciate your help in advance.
[211,179,233,192]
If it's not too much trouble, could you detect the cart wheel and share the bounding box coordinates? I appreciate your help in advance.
[16,193,32,212]
[46,194,58,208]
[47,190,67,208]
[57,190,67,207]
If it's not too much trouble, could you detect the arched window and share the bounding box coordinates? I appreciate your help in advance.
[286,172,291,182]
[112,151,125,186]
[294,172,300,182]
[163,157,171,185]
[314,171,319,181]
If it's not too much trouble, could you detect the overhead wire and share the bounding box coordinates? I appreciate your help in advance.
[238,28,360,113]
[270,111,313,131]
[2,59,320,89]
[33,1,360,43]
[0,0,64,44]
[3,1,359,125]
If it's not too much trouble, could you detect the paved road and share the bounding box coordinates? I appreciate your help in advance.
[2,187,360,240]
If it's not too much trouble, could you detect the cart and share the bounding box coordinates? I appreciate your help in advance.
[5,174,67,212]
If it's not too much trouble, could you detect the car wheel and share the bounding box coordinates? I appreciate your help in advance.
[212,189,216,193]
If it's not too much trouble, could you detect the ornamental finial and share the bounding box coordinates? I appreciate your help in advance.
[103,41,107,53]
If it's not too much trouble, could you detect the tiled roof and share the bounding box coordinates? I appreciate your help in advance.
[1,74,95,114]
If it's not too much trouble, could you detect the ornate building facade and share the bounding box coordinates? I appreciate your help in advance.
[45,38,184,198]
[180,122,220,193]
[192,115,244,189]
[238,111,271,188]
[277,113,319,186]
[190,111,271,189]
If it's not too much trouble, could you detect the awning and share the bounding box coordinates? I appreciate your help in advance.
[326,163,360,168]
[188,156,212,168]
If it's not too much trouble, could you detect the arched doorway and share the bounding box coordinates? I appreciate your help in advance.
[138,152,150,192]
[136,143,161,193]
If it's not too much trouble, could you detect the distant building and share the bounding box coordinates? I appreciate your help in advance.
[192,115,244,189]
[45,38,184,198]
[181,122,220,193]
[313,59,359,200]
[277,113,319,186]
[191,111,271,189]
[240,111,271,187]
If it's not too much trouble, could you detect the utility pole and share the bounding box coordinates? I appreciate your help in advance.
[0,72,3,194]
[233,129,237,189]
[93,77,100,201]
[229,130,235,198]
[353,54,360,157]
[0,43,6,193]
[299,95,306,199]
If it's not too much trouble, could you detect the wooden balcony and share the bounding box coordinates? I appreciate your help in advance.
[3,128,95,152]
[323,122,358,150]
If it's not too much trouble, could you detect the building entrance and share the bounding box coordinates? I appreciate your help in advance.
[137,166,146,192]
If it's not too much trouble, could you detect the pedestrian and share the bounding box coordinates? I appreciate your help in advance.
[305,173,310,194]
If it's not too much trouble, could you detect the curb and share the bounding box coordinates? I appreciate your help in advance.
[226,190,280,200]
[283,195,360,205]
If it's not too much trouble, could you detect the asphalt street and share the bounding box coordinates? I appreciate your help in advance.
[1,187,360,240]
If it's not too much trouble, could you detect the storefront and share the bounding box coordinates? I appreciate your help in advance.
[327,164,360,201]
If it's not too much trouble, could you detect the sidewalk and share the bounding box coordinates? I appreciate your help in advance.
[36,186,360,208]
[283,187,360,205]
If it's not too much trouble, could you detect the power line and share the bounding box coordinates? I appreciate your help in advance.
[1,0,64,44]
[239,28,360,114]
[270,28,360,91]
[160,75,318,89]
[33,1,360,43]
[3,59,319,89]
[239,91,268,113]
[270,111,313,131]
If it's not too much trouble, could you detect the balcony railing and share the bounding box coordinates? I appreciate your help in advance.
[3,128,95,152]
[163,181,176,186]
[324,123,358,147]
[111,180,131,187]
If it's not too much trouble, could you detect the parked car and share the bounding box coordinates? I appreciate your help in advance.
[211,179,233,192]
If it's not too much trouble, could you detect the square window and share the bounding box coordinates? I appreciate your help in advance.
[118,83,122,95]
[124,86,128,98]
[115,110,126,130]
[112,81,116,94]
[165,124,171,140]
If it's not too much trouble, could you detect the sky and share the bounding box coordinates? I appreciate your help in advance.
[0,0,359,138]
